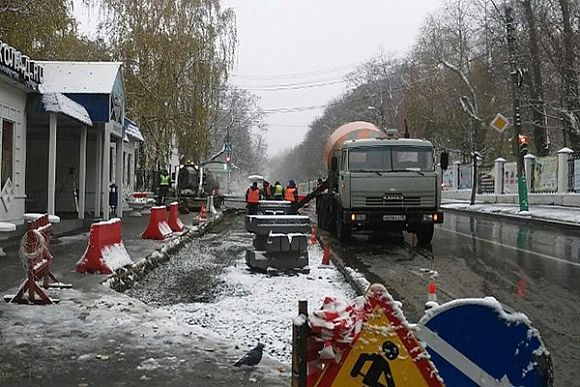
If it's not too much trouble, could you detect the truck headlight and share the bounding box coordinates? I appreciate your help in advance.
[351,213,367,222]
[422,214,433,222]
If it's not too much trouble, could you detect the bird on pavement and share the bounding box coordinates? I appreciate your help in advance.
[233,343,264,367]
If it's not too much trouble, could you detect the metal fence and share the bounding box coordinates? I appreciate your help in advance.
[568,153,580,192]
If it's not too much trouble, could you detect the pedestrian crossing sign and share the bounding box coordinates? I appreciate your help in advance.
[314,284,444,387]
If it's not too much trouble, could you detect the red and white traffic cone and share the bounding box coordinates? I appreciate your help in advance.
[309,225,318,244]
[425,281,439,311]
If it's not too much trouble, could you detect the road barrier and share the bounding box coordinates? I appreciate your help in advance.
[76,218,132,274]
[167,202,184,232]
[4,214,70,305]
[142,206,173,240]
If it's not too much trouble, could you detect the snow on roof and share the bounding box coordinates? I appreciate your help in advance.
[38,61,122,94]
[41,93,93,126]
[124,117,144,142]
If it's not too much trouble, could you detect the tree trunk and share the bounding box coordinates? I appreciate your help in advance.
[558,0,580,150]
[522,0,549,156]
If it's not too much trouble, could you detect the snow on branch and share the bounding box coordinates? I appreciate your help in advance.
[439,59,482,122]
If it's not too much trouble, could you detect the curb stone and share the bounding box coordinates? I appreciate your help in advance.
[105,210,234,292]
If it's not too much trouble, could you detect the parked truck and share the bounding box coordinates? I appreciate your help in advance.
[176,164,221,212]
[313,121,448,243]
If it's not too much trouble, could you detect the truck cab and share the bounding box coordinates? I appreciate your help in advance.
[327,137,444,243]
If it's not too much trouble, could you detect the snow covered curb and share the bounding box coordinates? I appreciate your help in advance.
[443,202,580,229]
[106,210,232,292]
[317,239,369,296]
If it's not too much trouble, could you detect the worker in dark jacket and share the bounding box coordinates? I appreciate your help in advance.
[245,181,262,215]
[262,181,272,200]
[284,180,298,204]
[272,181,284,200]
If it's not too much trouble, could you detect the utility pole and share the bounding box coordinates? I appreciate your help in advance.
[505,5,529,211]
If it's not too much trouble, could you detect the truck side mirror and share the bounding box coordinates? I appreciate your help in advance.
[440,152,449,170]
[331,157,338,173]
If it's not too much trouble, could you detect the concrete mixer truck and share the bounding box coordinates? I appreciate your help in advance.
[310,121,448,243]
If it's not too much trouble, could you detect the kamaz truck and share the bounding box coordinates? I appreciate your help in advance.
[312,121,448,244]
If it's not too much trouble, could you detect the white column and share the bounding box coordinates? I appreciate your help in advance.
[524,154,536,193]
[47,113,57,215]
[78,126,87,219]
[452,161,461,190]
[94,129,102,218]
[494,158,505,195]
[102,124,111,220]
[115,138,124,218]
[558,147,573,193]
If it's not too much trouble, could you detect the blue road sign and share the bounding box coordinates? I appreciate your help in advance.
[416,298,552,386]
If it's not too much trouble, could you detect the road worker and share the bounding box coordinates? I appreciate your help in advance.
[245,181,262,215]
[284,180,298,204]
[272,181,284,200]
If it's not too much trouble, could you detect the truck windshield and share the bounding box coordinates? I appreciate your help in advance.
[391,146,434,171]
[348,146,433,172]
[348,147,391,172]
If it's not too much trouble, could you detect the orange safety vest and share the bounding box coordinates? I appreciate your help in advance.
[247,188,260,204]
[285,187,297,202]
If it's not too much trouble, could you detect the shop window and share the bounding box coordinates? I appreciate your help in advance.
[1,120,14,188]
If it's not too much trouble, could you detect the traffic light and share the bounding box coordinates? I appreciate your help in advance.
[518,135,529,156]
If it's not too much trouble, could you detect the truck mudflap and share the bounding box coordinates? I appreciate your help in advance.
[341,209,444,228]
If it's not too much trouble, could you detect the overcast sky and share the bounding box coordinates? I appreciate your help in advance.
[74,0,444,155]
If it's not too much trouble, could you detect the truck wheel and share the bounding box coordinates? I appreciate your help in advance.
[336,212,351,241]
[416,224,434,245]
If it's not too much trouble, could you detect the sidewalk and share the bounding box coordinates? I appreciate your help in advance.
[442,199,580,229]
[0,211,289,387]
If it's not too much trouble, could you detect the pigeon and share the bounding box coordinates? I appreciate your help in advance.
[233,343,264,367]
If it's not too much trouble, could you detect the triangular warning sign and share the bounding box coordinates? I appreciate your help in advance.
[314,284,444,387]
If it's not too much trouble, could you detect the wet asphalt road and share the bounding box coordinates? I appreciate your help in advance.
[329,211,580,387]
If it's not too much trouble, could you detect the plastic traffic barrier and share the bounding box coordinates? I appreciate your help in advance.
[167,202,184,232]
[142,206,172,240]
[76,218,132,274]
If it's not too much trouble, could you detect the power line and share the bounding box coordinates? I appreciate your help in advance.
[242,79,348,91]
[231,59,369,81]
[261,75,434,114]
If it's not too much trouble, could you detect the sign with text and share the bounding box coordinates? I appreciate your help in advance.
[314,284,443,387]
[533,156,558,193]
[0,40,43,90]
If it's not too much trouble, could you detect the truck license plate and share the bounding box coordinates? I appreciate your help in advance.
[383,215,405,221]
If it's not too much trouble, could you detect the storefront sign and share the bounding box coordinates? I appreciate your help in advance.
[0,40,43,89]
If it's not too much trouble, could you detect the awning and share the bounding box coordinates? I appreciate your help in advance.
[123,117,144,142]
[41,93,93,126]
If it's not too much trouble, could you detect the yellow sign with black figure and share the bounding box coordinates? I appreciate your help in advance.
[314,284,444,387]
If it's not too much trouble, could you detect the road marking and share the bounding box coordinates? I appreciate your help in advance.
[416,325,512,387]
[439,227,580,268]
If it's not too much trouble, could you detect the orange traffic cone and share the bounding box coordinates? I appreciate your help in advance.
[321,242,331,265]
[309,225,318,244]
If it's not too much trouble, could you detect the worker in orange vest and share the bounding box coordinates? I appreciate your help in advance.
[284,180,298,204]
[245,181,262,215]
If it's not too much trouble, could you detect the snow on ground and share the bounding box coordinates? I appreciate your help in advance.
[160,244,357,364]
[443,201,580,224]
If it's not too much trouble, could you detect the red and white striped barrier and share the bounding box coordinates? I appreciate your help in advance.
[142,206,172,240]
[76,218,132,274]
[4,214,69,305]
[308,295,365,363]
[167,202,184,232]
